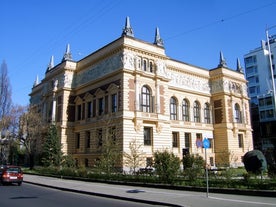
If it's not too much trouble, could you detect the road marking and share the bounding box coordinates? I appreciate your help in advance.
[209,196,276,206]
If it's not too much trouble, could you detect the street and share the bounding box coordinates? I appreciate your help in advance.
[0,183,165,207]
[22,174,276,207]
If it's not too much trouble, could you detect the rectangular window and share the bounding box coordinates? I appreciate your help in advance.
[238,134,244,148]
[172,132,179,148]
[93,99,96,117]
[86,131,90,148]
[98,98,104,116]
[111,94,118,112]
[97,129,103,147]
[105,95,109,114]
[109,126,116,143]
[77,104,81,120]
[196,133,203,148]
[184,133,191,148]
[76,133,80,149]
[144,127,152,146]
[87,101,92,118]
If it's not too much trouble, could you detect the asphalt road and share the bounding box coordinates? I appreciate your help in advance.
[23,174,276,207]
[0,183,165,207]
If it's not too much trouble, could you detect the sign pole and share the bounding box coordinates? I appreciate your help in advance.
[203,138,210,198]
[205,147,209,198]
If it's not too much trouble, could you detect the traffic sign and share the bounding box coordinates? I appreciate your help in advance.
[203,138,210,148]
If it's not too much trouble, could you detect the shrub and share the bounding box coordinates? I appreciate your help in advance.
[153,150,181,184]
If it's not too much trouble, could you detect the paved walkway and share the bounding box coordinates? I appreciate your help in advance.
[24,174,276,207]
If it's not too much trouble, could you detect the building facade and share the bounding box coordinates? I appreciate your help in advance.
[30,17,253,170]
[244,34,276,163]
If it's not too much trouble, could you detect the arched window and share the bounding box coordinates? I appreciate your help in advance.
[204,103,211,124]
[141,86,151,112]
[182,99,189,121]
[170,97,178,120]
[149,62,153,72]
[193,101,200,123]
[143,60,147,71]
[234,103,242,123]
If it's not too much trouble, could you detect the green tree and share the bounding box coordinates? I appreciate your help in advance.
[183,154,205,181]
[95,126,122,175]
[41,124,62,167]
[153,150,181,184]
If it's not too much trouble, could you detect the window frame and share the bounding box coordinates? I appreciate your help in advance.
[193,101,201,123]
[182,99,189,121]
[170,97,177,120]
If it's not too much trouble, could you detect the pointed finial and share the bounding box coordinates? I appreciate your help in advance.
[33,75,39,86]
[154,27,164,47]
[46,55,54,73]
[122,16,134,37]
[218,51,227,68]
[62,44,72,62]
[236,58,244,73]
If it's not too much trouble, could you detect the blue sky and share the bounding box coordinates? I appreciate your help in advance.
[1,0,276,105]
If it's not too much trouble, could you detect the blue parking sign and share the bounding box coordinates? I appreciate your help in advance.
[203,138,210,148]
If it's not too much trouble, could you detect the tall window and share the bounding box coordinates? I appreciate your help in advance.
[193,101,200,123]
[170,97,177,120]
[144,127,152,145]
[172,132,179,148]
[143,60,147,71]
[87,101,92,118]
[77,104,82,120]
[182,99,189,121]
[86,131,90,148]
[184,132,191,148]
[111,93,118,112]
[234,103,242,123]
[149,62,153,72]
[98,98,104,116]
[76,133,80,149]
[97,129,103,147]
[141,86,151,112]
[204,103,211,124]
[238,134,244,148]
[109,126,116,143]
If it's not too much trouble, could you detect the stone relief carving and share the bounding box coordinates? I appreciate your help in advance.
[169,72,210,93]
[121,51,135,69]
[211,79,247,96]
[74,53,121,87]
[63,73,73,88]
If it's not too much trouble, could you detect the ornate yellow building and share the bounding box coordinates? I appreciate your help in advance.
[30,17,253,170]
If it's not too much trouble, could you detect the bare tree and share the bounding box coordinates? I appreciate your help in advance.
[0,60,12,131]
[0,60,13,164]
[18,106,45,169]
[124,138,145,174]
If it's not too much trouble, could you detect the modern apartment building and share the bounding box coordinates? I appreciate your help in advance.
[244,34,276,162]
[30,17,253,170]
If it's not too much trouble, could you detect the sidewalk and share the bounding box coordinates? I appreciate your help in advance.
[23,174,276,207]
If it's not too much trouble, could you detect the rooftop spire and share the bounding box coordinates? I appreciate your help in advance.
[62,44,72,62]
[218,51,227,68]
[46,55,54,73]
[122,16,134,37]
[33,75,39,86]
[236,58,244,73]
[154,27,164,47]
